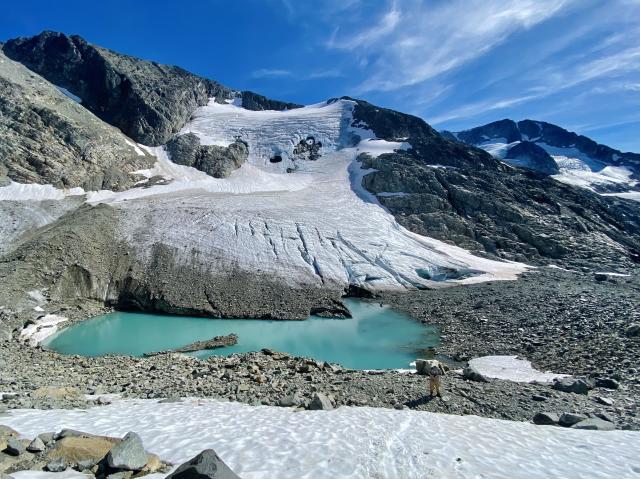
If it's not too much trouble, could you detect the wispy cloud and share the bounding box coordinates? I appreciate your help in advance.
[307,69,343,79]
[250,68,292,79]
[326,0,575,93]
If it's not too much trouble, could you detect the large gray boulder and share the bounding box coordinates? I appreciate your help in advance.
[106,432,148,471]
[559,412,587,427]
[166,449,240,479]
[308,393,333,411]
[462,365,489,383]
[533,412,559,426]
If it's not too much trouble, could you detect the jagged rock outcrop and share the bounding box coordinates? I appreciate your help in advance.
[504,141,559,175]
[3,31,234,145]
[166,133,248,178]
[241,90,302,111]
[0,49,153,190]
[352,100,640,267]
[143,333,238,357]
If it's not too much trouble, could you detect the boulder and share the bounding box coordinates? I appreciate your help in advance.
[47,435,119,464]
[625,323,640,337]
[595,378,620,390]
[45,457,67,472]
[278,392,303,408]
[106,432,148,471]
[559,412,588,427]
[166,449,240,479]
[594,273,608,281]
[552,378,593,395]
[0,327,11,342]
[462,366,489,383]
[33,387,84,401]
[4,438,25,456]
[533,412,559,426]
[26,437,45,453]
[572,418,615,431]
[308,393,333,411]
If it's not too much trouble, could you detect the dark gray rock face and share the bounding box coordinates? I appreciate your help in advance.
[3,31,233,146]
[166,134,248,178]
[504,141,559,175]
[0,49,153,190]
[352,99,640,267]
[166,449,240,479]
[241,91,302,111]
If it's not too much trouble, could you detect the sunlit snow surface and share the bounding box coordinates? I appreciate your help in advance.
[89,99,527,289]
[4,399,640,479]
[468,355,569,384]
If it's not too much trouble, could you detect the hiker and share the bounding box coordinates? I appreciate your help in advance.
[427,360,446,397]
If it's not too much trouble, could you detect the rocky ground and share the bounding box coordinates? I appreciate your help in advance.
[0,269,638,434]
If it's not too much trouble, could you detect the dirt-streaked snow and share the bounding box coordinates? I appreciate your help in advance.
[468,355,569,384]
[4,398,639,479]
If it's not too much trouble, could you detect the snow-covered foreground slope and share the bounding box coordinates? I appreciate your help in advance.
[5,398,639,479]
[87,99,527,289]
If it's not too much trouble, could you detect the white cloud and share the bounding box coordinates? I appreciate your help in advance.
[326,0,574,93]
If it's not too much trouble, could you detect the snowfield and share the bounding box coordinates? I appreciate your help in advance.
[4,398,639,479]
[468,355,569,384]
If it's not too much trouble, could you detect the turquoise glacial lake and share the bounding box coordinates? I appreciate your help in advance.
[44,299,439,370]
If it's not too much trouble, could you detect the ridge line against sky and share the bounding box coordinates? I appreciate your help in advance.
[2,0,639,151]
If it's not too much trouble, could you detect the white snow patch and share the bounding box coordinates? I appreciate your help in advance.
[4,398,639,479]
[477,139,519,160]
[468,356,569,384]
[594,271,632,278]
[55,86,81,103]
[0,182,85,201]
[123,138,147,157]
[19,314,68,346]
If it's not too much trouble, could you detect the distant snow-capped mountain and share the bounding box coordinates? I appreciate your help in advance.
[442,119,640,196]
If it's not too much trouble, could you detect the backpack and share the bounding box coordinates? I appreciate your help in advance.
[429,365,442,376]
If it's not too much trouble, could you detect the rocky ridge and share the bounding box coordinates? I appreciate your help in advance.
[0,49,154,191]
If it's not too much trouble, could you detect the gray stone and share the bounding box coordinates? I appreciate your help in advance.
[45,457,67,472]
[37,432,56,445]
[625,323,640,337]
[106,432,148,471]
[166,449,240,479]
[166,134,248,179]
[572,418,615,431]
[5,437,25,456]
[308,393,333,411]
[559,412,588,427]
[533,412,559,425]
[26,437,45,453]
[595,378,620,390]
[594,273,608,281]
[278,392,303,407]
[0,326,11,342]
[462,366,489,383]
[552,378,593,395]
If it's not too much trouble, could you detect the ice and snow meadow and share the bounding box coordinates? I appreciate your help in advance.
[4,398,639,479]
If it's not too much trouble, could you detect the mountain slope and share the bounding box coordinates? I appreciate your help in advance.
[0,48,154,191]
[443,119,640,194]
[0,31,639,320]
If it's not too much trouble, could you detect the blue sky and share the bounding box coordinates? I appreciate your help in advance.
[3,0,639,151]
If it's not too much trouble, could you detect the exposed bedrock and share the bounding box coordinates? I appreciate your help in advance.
[0,49,154,190]
[166,133,248,178]
[3,31,234,145]
[360,151,640,267]
[241,90,303,111]
[0,204,348,326]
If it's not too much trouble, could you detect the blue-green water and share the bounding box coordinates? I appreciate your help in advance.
[44,299,439,370]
